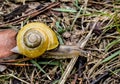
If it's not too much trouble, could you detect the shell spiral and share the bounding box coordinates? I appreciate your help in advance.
[17,22,59,58]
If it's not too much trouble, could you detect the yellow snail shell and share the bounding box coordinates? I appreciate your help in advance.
[12,22,59,58]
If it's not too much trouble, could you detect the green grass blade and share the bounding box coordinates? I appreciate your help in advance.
[101,50,120,63]
[57,34,64,45]
[38,61,61,66]
[105,38,120,52]
[30,60,51,80]
[51,80,59,84]
[52,8,77,13]
[56,21,65,34]
[55,21,65,44]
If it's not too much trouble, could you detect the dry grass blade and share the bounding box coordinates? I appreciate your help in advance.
[1,0,120,83]
[0,58,31,63]
[58,17,99,84]
[58,56,79,84]
[9,74,30,84]
[0,63,33,66]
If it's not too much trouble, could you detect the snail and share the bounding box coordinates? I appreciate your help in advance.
[11,22,59,58]
[11,22,82,59]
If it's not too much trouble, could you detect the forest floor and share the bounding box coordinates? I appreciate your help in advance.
[0,0,120,84]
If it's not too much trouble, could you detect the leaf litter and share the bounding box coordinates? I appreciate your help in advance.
[0,0,120,84]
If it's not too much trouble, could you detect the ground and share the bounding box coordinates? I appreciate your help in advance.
[0,0,120,84]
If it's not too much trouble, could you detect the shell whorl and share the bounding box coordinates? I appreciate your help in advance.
[24,29,42,48]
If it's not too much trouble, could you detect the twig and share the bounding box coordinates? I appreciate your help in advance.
[3,5,28,21]
[0,58,31,63]
[0,63,33,66]
[90,71,111,84]
[0,2,60,27]
[9,74,30,84]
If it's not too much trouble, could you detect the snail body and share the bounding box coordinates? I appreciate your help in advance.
[13,22,59,58]
[43,45,81,59]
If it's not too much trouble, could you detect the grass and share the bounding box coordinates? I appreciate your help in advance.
[101,50,120,63]
[52,8,77,13]
[30,60,51,80]
[1,0,120,84]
